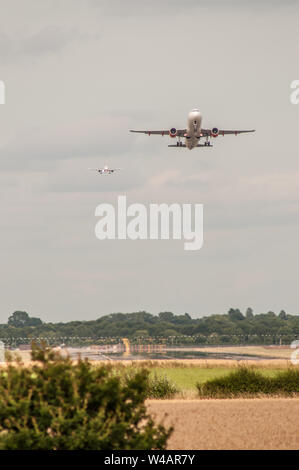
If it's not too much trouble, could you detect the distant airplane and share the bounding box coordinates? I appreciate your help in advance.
[88,165,122,174]
[130,108,255,150]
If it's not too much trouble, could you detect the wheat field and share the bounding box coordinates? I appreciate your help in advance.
[147,398,299,450]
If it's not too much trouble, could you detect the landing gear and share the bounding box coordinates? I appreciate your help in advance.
[176,137,183,147]
[204,135,211,146]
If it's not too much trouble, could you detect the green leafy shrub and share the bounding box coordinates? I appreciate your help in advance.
[146,373,178,399]
[111,367,178,399]
[0,344,172,450]
[272,368,299,394]
[197,366,299,398]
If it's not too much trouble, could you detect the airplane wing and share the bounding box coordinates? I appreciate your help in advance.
[130,129,186,137]
[88,168,102,171]
[200,128,255,136]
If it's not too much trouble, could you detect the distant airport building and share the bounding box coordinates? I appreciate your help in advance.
[17,344,31,350]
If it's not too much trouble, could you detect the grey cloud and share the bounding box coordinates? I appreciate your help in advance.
[87,0,298,17]
[21,27,79,57]
[0,27,79,63]
[143,169,299,231]
[0,115,134,170]
[0,0,298,322]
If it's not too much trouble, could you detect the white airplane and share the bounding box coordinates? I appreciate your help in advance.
[130,108,255,150]
[88,165,122,174]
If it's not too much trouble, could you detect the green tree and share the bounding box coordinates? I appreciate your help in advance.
[228,308,244,321]
[159,312,174,322]
[1,310,299,346]
[0,344,172,450]
[279,310,287,320]
[133,330,149,337]
[246,308,254,319]
[7,311,42,328]
[164,329,180,337]
[8,311,30,327]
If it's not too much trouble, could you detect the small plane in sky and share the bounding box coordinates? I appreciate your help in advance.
[88,165,122,174]
[130,108,255,150]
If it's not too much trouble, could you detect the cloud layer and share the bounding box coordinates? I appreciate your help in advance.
[0,0,298,322]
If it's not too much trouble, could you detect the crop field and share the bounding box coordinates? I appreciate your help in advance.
[147,398,299,450]
[145,362,299,449]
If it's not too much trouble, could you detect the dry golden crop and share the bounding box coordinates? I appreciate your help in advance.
[147,398,299,450]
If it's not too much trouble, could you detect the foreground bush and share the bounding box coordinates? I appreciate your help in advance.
[116,367,178,399]
[0,345,172,450]
[146,374,178,399]
[197,367,299,398]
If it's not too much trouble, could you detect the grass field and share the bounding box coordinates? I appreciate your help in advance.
[148,366,285,394]
[107,360,297,398]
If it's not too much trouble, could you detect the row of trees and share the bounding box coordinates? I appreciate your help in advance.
[1,309,298,345]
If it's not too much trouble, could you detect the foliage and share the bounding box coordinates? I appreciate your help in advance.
[1,308,299,346]
[146,373,178,399]
[197,367,299,398]
[279,310,287,320]
[228,308,244,321]
[8,311,42,328]
[246,308,254,319]
[0,344,172,450]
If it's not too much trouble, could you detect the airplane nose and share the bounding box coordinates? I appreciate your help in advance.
[190,109,201,119]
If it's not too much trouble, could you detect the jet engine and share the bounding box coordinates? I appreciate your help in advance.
[169,127,177,138]
[211,127,219,137]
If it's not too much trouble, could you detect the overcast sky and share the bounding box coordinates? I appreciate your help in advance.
[0,0,298,323]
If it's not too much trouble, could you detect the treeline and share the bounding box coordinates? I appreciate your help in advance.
[0,309,298,346]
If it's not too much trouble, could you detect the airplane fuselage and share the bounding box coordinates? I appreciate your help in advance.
[100,166,113,174]
[185,108,202,149]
